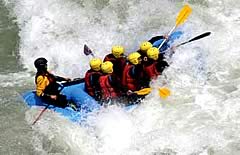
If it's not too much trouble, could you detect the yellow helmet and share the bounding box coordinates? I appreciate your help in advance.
[140,41,152,52]
[89,58,102,71]
[112,45,125,58]
[147,47,159,60]
[128,52,141,65]
[101,61,113,73]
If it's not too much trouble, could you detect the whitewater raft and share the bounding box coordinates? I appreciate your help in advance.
[22,31,183,123]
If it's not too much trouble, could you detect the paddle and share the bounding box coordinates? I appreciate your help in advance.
[158,4,192,50]
[84,44,95,57]
[134,87,171,99]
[175,32,211,47]
[32,105,50,125]
[31,78,84,125]
[164,31,211,57]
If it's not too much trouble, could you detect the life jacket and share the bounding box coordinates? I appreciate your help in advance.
[35,71,55,84]
[99,74,119,100]
[144,62,161,80]
[84,70,102,97]
[104,54,126,79]
[122,63,140,91]
[35,71,60,95]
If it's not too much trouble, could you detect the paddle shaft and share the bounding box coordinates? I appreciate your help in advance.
[176,32,211,47]
[158,5,192,50]
[158,26,176,50]
[31,78,80,125]
[32,104,50,125]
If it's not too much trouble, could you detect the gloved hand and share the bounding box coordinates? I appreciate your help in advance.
[126,90,134,96]
[50,95,57,100]
[94,91,102,101]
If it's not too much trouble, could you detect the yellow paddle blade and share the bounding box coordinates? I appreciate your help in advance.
[176,4,192,27]
[135,88,152,95]
[159,87,171,99]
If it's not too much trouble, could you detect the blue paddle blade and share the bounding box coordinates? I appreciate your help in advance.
[84,44,93,56]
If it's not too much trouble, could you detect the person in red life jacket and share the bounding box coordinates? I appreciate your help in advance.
[144,47,169,80]
[122,52,149,104]
[137,41,153,62]
[103,45,127,80]
[137,39,168,63]
[84,58,103,101]
[34,57,73,108]
[122,52,146,91]
[99,61,124,103]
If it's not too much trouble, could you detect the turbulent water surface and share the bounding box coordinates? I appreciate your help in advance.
[1,0,240,154]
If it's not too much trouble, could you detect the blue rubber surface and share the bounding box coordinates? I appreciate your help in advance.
[22,30,183,123]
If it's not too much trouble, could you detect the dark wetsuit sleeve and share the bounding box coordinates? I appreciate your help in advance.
[148,36,165,44]
[109,75,128,92]
[158,53,165,60]
[90,74,101,90]
[54,75,67,82]
[130,65,149,88]
[156,60,169,73]
[129,65,141,79]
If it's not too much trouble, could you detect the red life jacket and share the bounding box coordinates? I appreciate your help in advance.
[104,54,126,80]
[144,62,161,80]
[85,70,102,97]
[122,63,140,91]
[99,75,119,100]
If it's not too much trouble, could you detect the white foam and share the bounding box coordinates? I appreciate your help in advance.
[6,0,240,154]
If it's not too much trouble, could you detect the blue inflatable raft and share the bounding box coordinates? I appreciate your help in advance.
[22,31,183,123]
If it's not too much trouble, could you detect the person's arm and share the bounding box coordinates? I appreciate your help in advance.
[54,75,71,82]
[104,54,114,62]
[130,65,150,88]
[129,65,139,79]
[89,74,102,100]
[138,65,150,88]
[156,60,169,73]
[109,74,128,92]
[90,74,101,89]
[158,53,165,60]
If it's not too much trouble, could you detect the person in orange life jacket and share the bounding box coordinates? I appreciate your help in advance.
[99,61,124,102]
[34,57,71,108]
[103,45,127,80]
[144,47,169,80]
[122,52,147,92]
[84,58,103,101]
